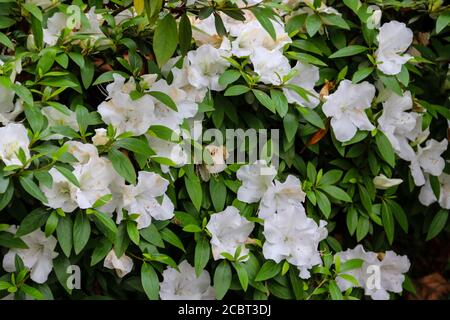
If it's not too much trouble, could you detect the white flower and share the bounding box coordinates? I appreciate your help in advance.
[0,123,31,167]
[335,245,379,292]
[283,61,320,108]
[409,139,448,186]
[147,136,188,168]
[72,156,116,209]
[419,173,450,209]
[40,167,78,212]
[375,21,413,75]
[41,106,79,140]
[103,250,133,278]
[26,0,55,9]
[206,206,254,261]
[367,5,382,29]
[43,12,68,46]
[92,128,109,146]
[0,83,22,124]
[378,90,421,161]
[236,160,277,203]
[186,44,231,91]
[160,260,215,300]
[3,228,58,284]
[263,205,328,279]
[322,80,376,142]
[336,245,410,300]
[230,19,291,57]
[98,74,155,136]
[259,175,306,219]
[250,48,291,86]
[373,174,403,190]
[189,15,225,47]
[117,171,174,229]
[145,78,198,133]
[365,251,410,300]
[65,141,99,164]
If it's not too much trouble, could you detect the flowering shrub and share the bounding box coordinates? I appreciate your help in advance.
[0,0,449,301]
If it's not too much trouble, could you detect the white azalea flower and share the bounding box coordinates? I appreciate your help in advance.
[419,173,450,209]
[146,78,198,133]
[367,5,382,29]
[250,48,291,86]
[375,21,413,75]
[206,206,254,261]
[336,245,410,300]
[43,12,69,46]
[378,90,421,161]
[0,123,31,167]
[373,174,403,190]
[147,136,188,168]
[0,83,22,124]
[98,74,155,136]
[186,44,231,91]
[236,160,277,203]
[365,251,410,300]
[259,175,306,219]
[72,156,116,209]
[92,128,109,146]
[160,260,215,300]
[283,61,320,108]
[230,19,291,57]
[322,80,376,142]
[103,250,133,278]
[117,171,174,229]
[335,245,379,292]
[3,228,58,284]
[409,139,448,186]
[41,106,79,140]
[40,167,78,212]
[189,15,225,47]
[26,0,55,9]
[65,141,99,164]
[263,206,328,279]
[203,144,229,174]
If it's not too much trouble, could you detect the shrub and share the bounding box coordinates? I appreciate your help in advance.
[0,0,449,300]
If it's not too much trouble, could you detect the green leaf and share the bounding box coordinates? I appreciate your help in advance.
[356,216,369,241]
[141,262,159,300]
[148,91,178,112]
[306,14,322,37]
[16,208,48,237]
[375,131,396,167]
[346,206,358,236]
[73,212,91,255]
[53,255,72,294]
[378,73,403,96]
[92,210,118,242]
[319,185,352,202]
[436,11,450,34]
[0,232,28,249]
[153,14,178,67]
[352,67,374,83]
[140,224,164,248]
[224,85,250,96]
[253,89,276,113]
[12,84,33,106]
[184,175,202,212]
[286,51,327,66]
[178,13,192,55]
[44,212,59,237]
[328,280,343,300]
[339,258,364,273]
[23,103,44,133]
[271,89,289,117]
[108,148,136,184]
[214,261,232,300]
[300,108,325,129]
[194,237,210,277]
[251,7,276,41]
[21,284,44,300]
[319,169,343,186]
[92,71,129,86]
[388,200,408,233]
[54,165,80,188]
[160,228,185,252]
[321,13,350,30]
[255,261,281,281]
[210,177,226,212]
[289,267,304,300]
[382,201,395,245]
[114,223,129,258]
[329,45,367,59]
[19,176,48,204]
[232,262,249,291]
[426,209,448,241]
[90,238,112,266]
[22,3,43,22]
[56,215,73,257]
[283,111,298,143]
[219,70,241,87]
[0,32,13,50]
[127,220,140,245]
[316,191,331,218]
[114,138,155,156]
